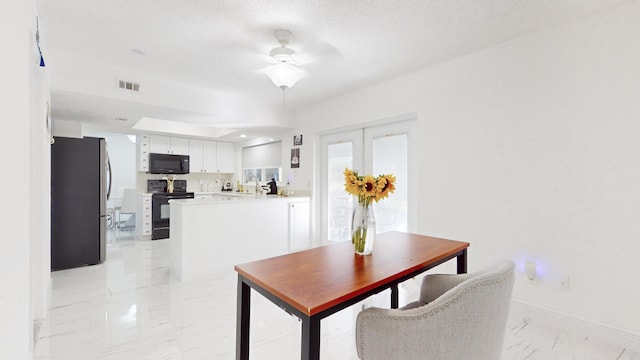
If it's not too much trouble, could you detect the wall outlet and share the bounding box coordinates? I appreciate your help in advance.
[525,260,537,282]
[558,276,571,290]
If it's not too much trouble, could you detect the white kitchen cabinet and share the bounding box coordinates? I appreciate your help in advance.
[216,141,235,173]
[169,196,310,281]
[138,134,234,173]
[171,137,189,155]
[149,135,170,153]
[137,134,150,172]
[136,193,152,238]
[189,139,218,173]
[289,199,310,251]
[204,141,218,172]
[149,135,189,155]
[189,139,233,173]
[188,139,205,172]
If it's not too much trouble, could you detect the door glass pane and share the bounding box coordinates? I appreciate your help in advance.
[327,142,353,242]
[372,134,408,233]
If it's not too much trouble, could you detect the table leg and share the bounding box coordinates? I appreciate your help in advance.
[457,249,468,274]
[390,284,399,309]
[236,277,251,360]
[301,316,321,360]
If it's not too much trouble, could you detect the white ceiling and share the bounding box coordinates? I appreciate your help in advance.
[37,0,629,141]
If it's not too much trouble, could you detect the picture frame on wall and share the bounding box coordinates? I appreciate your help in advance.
[291,148,300,168]
[293,134,303,146]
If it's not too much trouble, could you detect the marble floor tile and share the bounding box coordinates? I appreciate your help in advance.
[34,230,639,359]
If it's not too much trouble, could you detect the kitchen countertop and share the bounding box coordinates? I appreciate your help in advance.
[171,192,309,206]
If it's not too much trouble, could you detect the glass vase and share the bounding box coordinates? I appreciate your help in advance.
[351,203,376,255]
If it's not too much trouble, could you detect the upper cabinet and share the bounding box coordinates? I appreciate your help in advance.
[138,134,236,173]
[205,141,219,172]
[188,139,204,172]
[189,139,235,173]
[216,142,235,173]
[149,135,189,155]
[189,139,216,173]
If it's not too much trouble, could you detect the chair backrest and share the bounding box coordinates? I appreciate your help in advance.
[356,260,515,360]
[436,260,515,359]
[119,188,137,213]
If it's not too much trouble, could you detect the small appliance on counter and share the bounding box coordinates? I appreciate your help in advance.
[263,178,278,195]
[222,182,233,191]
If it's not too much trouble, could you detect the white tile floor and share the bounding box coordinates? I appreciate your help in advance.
[34,230,639,359]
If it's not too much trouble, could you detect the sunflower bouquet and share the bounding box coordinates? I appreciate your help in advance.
[344,168,396,254]
[343,168,396,207]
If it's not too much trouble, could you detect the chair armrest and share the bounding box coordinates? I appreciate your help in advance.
[356,291,471,360]
[419,273,472,304]
[356,306,438,359]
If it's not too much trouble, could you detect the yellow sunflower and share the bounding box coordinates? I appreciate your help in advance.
[375,174,396,201]
[344,168,396,207]
[374,177,387,202]
[362,175,377,199]
[344,168,361,196]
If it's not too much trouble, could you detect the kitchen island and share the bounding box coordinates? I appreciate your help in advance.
[169,193,310,281]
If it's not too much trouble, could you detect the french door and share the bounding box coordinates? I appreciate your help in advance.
[321,120,415,243]
[320,130,363,243]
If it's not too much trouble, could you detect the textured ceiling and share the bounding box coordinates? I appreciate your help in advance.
[37,0,630,139]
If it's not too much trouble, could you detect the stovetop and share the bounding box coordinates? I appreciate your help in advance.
[147,179,188,193]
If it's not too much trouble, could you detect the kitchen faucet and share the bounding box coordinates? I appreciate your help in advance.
[246,174,260,194]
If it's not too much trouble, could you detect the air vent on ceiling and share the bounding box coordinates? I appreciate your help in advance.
[117,79,140,92]
[115,117,128,122]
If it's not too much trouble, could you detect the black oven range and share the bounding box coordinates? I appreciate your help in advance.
[148,179,194,240]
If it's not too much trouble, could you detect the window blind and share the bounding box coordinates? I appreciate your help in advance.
[242,141,282,168]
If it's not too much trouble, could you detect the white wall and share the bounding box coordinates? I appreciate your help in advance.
[29,16,52,355]
[0,0,50,358]
[280,130,312,192]
[294,2,640,336]
[52,118,83,138]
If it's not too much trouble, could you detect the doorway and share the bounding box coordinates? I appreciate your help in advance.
[320,119,416,243]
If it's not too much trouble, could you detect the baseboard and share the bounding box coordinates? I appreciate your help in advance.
[32,275,53,351]
[511,299,640,352]
[32,318,43,350]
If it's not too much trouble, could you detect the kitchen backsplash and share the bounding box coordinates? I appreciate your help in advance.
[136,172,237,193]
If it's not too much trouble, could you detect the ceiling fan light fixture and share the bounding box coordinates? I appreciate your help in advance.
[264,62,305,89]
[269,46,295,63]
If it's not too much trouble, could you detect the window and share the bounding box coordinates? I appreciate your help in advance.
[242,141,282,184]
[242,167,282,183]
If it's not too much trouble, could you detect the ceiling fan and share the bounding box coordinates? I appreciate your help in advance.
[263,29,306,89]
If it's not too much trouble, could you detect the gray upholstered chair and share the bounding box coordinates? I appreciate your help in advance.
[355,260,515,360]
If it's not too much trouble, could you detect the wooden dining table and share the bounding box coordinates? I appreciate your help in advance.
[234,231,470,360]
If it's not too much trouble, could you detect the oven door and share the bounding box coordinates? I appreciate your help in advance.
[151,192,194,240]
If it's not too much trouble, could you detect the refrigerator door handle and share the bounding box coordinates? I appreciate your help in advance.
[106,152,113,201]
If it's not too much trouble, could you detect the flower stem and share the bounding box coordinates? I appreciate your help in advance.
[353,227,368,253]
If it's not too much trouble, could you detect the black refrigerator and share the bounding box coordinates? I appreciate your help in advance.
[51,136,110,270]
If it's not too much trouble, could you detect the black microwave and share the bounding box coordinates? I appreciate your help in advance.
[148,153,190,174]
